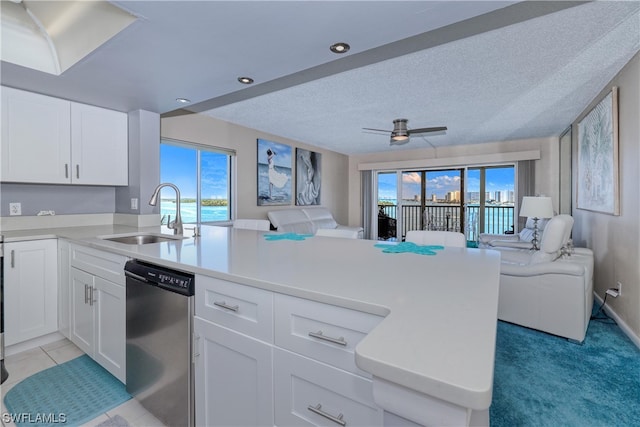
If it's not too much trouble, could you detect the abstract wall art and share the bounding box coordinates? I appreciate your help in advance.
[577,87,619,215]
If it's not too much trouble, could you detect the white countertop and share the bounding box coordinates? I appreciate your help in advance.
[3,225,501,410]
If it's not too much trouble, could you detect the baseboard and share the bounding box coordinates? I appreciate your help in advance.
[593,292,640,349]
[6,332,65,357]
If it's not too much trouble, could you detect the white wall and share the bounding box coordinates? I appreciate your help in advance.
[346,137,559,227]
[572,52,640,339]
[161,113,350,224]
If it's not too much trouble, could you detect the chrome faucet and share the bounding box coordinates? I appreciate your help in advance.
[149,183,183,235]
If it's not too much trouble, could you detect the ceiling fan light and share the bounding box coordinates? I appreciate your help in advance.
[390,133,409,141]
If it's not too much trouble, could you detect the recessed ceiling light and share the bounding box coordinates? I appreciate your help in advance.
[176,98,191,104]
[330,42,350,54]
[238,76,254,84]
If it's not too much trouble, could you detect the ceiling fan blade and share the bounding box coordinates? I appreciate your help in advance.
[408,126,448,135]
[362,127,391,133]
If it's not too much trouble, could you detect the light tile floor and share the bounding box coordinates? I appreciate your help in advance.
[1,339,165,427]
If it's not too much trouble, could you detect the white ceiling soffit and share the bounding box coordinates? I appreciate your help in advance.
[0,0,136,75]
[200,1,640,155]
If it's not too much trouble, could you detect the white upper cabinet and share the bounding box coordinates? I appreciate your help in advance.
[1,86,128,186]
[1,86,71,184]
[71,102,128,185]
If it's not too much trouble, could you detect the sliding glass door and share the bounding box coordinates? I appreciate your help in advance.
[374,165,515,242]
[375,169,464,240]
[466,166,515,241]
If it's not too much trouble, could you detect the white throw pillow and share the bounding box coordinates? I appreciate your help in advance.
[518,228,535,242]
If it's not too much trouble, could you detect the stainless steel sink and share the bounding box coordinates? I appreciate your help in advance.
[100,234,182,245]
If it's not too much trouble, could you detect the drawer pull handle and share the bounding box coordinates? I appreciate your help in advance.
[213,301,239,312]
[307,404,346,426]
[308,330,347,346]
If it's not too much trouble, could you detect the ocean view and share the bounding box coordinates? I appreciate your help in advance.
[161,201,228,224]
[378,200,515,239]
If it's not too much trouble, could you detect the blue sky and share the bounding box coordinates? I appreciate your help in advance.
[160,144,229,199]
[378,167,514,200]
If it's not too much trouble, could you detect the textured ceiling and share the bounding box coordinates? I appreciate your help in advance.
[1,1,639,155]
[201,1,640,154]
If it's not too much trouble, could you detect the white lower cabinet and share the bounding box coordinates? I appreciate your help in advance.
[194,274,390,426]
[70,267,94,352]
[68,245,127,382]
[4,239,58,346]
[194,316,273,427]
[274,348,383,426]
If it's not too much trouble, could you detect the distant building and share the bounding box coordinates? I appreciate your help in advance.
[445,191,460,203]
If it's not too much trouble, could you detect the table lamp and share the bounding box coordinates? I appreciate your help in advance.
[519,196,554,250]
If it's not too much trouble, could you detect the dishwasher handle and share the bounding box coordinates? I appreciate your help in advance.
[124,270,150,283]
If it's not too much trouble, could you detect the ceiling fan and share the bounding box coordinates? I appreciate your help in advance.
[363,119,447,146]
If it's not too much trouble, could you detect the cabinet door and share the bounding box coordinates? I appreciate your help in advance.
[194,317,273,427]
[93,276,126,383]
[70,267,94,355]
[70,102,128,185]
[1,86,71,183]
[4,240,58,346]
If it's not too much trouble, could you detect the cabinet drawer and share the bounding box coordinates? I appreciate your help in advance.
[196,275,273,343]
[274,348,382,427]
[70,244,128,285]
[274,294,382,377]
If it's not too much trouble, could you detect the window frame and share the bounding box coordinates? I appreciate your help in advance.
[160,138,236,225]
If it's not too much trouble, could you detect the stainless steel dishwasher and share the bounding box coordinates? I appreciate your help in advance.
[125,260,195,427]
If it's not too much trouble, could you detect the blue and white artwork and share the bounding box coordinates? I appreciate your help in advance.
[296,148,321,206]
[257,139,292,206]
[577,87,619,215]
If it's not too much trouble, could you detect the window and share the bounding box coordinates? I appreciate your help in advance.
[374,165,515,241]
[160,139,234,224]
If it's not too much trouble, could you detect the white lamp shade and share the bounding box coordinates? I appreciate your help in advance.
[520,196,554,219]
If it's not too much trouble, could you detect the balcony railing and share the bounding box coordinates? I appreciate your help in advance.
[377,204,515,241]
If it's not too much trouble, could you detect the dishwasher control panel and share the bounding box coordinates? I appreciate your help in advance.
[125,260,194,296]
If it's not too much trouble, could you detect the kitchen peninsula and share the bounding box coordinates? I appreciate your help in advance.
[4,224,501,426]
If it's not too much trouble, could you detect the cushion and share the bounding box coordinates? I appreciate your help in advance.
[267,209,308,230]
[302,208,338,229]
[279,222,315,234]
[517,228,535,242]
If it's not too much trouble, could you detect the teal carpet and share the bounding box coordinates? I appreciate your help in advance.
[491,313,640,426]
[4,355,131,427]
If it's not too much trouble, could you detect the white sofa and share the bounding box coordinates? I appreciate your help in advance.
[490,215,594,343]
[268,207,363,238]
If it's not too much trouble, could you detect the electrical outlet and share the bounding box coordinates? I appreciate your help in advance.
[9,202,21,216]
[131,198,139,210]
[616,281,622,297]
